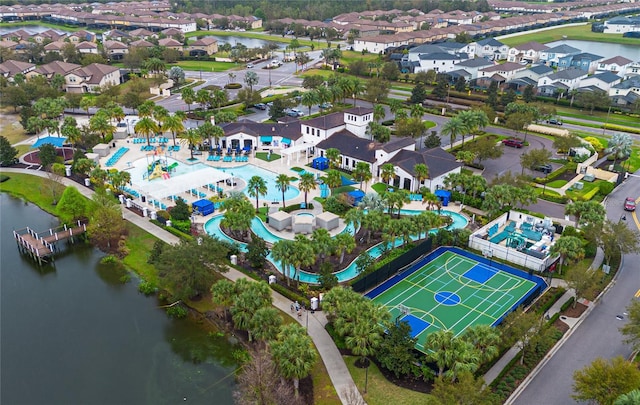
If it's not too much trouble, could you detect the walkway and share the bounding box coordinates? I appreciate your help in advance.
[0,167,360,405]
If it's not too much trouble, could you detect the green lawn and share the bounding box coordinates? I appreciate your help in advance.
[0,173,58,214]
[500,23,638,46]
[122,224,160,284]
[424,120,436,129]
[0,112,27,146]
[546,180,568,188]
[255,152,281,161]
[565,179,603,201]
[333,185,357,194]
[339,51,381,66]
[299,68,336,79]
[172,60,237,72]
[557,110,640,128]
[344,356,434,405]
[371,182,389,194]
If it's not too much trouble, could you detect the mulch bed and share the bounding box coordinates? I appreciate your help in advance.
[561,301,588,318]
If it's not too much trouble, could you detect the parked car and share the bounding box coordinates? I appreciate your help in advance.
[502,138,524,148]
[253,103,267,110]
[319,102,333,109]
[547,118,563,125]
[533,163,553,174]
[289,108,304,117]
[624,197,636,211]
[246,63,254,69]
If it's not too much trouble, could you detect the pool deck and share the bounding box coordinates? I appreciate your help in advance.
[102,135,464,220]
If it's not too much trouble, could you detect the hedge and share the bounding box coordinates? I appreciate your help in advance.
[560,297,575,312]
[580,186,600,201]
[282,203,315,213]
[150,219,194,241]
[224,83,242,89]
[270,282,310,308]
[604,123,640,135]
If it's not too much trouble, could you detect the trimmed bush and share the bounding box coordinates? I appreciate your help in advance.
[0,175,9,182]
[224,83,242,89]
[560,297,575,312]
[138,280,157,295]
[166,304,188,319]
[580,186,600,201]
[604,123,640,135]
[269,282,309,308]
[282,203,314,213]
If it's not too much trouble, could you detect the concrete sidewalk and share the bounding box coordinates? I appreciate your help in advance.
[1,167,359,405]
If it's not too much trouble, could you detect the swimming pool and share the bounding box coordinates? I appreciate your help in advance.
[213,164,300,202]
[204,210,468,284]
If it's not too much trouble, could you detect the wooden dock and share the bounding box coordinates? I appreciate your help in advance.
[13,220,87,265]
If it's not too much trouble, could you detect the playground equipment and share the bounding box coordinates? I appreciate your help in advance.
[144,148,178,180]
[148,163,165,180]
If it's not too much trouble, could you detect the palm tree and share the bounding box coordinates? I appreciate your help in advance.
[271,239,295,285]
[344,208,363,231]
[247,175,267,213]
[353,162,372,191]
[424,329,457,377]
[180,128,203,159]
[137,100,156,118]
[60,116,81,151]
[301,90,319,116]
[324,169,342,195]
[210,279,235,320]
[316,86,331,113]
[413,163,429,192]
[463,324,501,365]
[440,116,468,148]
[181,87,195,112]
[380,163,395,187]
[271,324,318,398]
[549,236,585,274]
[162,113,185,146]
[108,104,125,126]
[329,85,343,104]
[334,233,356,264]
[373,104,386,123]
[153,105,168,133]
[79,97,93,117]
[410,103,425,119]
[275,174,291,208]
[606,132,632,169]
[134,117,159,146]
[89,111,115,142]
[299,172,316,206]
[196,89,211,110]
[350,77,364,106]
[249,307,282,345]
[470,109,489,141]
[143,57,166,75]
[325,148,341,169]
[211,89,228,111]
[311,228,333,262]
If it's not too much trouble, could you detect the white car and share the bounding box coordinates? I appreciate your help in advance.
[246,63,254,68]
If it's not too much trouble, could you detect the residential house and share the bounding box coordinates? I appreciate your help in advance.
[507,41,548,64]
[626,61,640,79]
[31,29,64,44]
[452,58,495,81]
[0,40,18,53]
[609,77,640,107]
[476,62,527,89]
[158,38,183,51]
[76,41,99,54]
[415,52,469,74]
[67,30,97,43]
[603,15,640,34]
[388,147,462,191]
[578,71,622,92]
[0,60,35,79]
[514,64,554,82]
[160,27,183,38]
[64,63,121,93]
[537,68,588,96]
[102,40,129,60]
[470,38,509,61]
[104,29,131,42]
[301,112,348,143]
[128,28,155,39]
[353,35,410,54]
[43,41,67,55]
[220,119,302,151]
[129,39,155,50]
[538,44,580,67]
[316,131,381,173]
[597,56,633,75]
[187,37,218,56]
[558,52,603,74]
[30,60,81,80]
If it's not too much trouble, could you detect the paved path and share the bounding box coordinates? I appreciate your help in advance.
[0,167,359,405]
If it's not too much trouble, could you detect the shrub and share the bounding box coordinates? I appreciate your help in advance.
[0,175,9,182]
[597,181,614,196]
[156,210,170,220]
[224,83,242,89]
[282,203,314,213]
[138,280,157,295]
[580,186,600,201]
[584,241,597,258]
[270,283,309,308]
[166,304,188,319]
[560,297,575,312]
[100,255,118,264]
[604,123,640,135]
[171,219,192,234]
[323,195,351,215]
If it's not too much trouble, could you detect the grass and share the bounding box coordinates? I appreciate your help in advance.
[122,224,160,285]
[255,152,281,161]
[299,68,336,79]
[0,173,58,213]
[344,356,433,405]
[312,356,342,405]
[333,185,357,194]
[424,120,436,129]
[0,113,28,146]
[557,110,640,128]
[340,51,381,65]
[546,180,568,188]
[118,77,155,100]
[565,179,603,200]
[172,60,237,72]
[371,182,388,194]
[500,23,639,46]
[184,30,329,49]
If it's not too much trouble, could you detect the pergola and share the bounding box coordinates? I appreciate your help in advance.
[280,142,315,166]
[135,167,233,200]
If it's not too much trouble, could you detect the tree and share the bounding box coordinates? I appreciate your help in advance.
[549,236,585,275]
[380,163,395,186]
[468,137,503,164]
[454,76,467,92]
[181,87,195,112]
[376,321,418,378]
[440,117,467,147]
[299,172,316,206]
[615,390,640,405]
[143,57,166,74]
[2,85,29,112]
[247,175,267,213]
[598,220,640,267]
[89,111,115,142]
[505,111,534,139]
[413,163,429,192]
[134,116,159,147]
[246,235,269,269]
[271,239,296,286]
[381,62,400,81]
[501,88,517,106]
[38,143,58,169]
[334,232,356,264]
[271,323,318,398]
[353,162,372,191]
[324,169,342,195]
[424,330,457,377]
[424,131,441,148]
[606,133,632,169]
[0,136,18,166]
[180,128,203,159]
[500,308,543,365]
[220,194,254,239]
[269,98,286,121]
[486,81,499,108]
[244,70,259,94]
[232,280,272,341]
[167,66,185,84]
[56,186,87,224]
[575,90,611,115]
[573,357,640,405]
[565,200,606,228]
[275,174,291,208]
[432,76,449,100]
[87,188,127,252]
[301,90,319,116]
[553,133,582,154]
[364,78,390,103]
[523,84,535,102]
[621,300,640,351]
[462,324,501,366]
[520,148,552,174]
[249,307,282,345]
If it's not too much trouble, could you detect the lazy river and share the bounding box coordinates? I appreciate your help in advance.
[204,210,468,284]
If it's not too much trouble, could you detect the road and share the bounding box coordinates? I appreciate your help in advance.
[512,174,640,405]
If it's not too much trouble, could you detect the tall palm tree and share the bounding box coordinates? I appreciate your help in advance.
[291,235,315,286]
[301,90,319,116]
[463,324,501,365]
[134,117,159,147]
[470,109,489,141]
[271,239,295,285]
[143,57,166,75]
[325,148,341,169]
[137,100,156,118]
[249,307,282,345]
[440,116,468,148]
[162,113,185,146]
[549,236,585,274]
[271,324,318,398]
[413,163,429,192]
[373,103,386,123]
[380,163,395,187]
[60,116,81,151]
[275,174,291,208]
[334,233,356,264]
[247,175,267,213]
[196,89,211,110]
[79,97,93,117]
[353,162,372,191]
[210,279,235,320]
[316,86,331,113]
[299,172,316,206]
[153,105,168,134]
[324,169,342,195]
[424,329,457,378]
[350,77,364,106]
[311,228,333,262]
[89,111,115,142]
[329,84,343,104]
[388,99,403,119]
[181,87,195,112]
[180,128,203,159]
[410,103,425,119]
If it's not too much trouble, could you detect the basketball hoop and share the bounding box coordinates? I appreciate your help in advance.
[396,304,410,325]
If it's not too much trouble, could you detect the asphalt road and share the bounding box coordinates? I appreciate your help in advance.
[512,174,640,405]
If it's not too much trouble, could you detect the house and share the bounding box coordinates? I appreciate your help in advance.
[160,27,183,38]
[507,41,548,64]
[597,56,633,75]
[626,61,640,79]
[31,29,64,44]
[64,63,121,93]
[128,28,155,39]
[220,119,303,151]
[30,61,81,80]
[415,52,469,74]
[316,131,381,173]
[104,29,131,42]
[578,72,622,92]
[609,77,640,107]
[476,62,527,88]
[158,38,183,51]
[43,41,67,55]
[558,52,603,74]
[538,44,580,68]
[67,30,97,43]
[129,39,155,49]
[102,40,129,60]
[537,68,588,96]
[388,147,462,191]
[603,15,640,34]
[75,40,98,55]
[514,64,554,82]
[470,38,509,61]
[0,60,35,79]
[187,37,218,56]
[453,57,495,80]
[353,35,410,54]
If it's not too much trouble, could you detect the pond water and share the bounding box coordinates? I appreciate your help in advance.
[0,25,65,35]
[545,39,640,61]
[200,35,286,50]
[0,193,238,405]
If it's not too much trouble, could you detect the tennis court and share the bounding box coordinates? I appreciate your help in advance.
[366,247,543,352]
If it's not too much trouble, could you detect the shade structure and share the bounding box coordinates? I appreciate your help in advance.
[135,167,232,200]
[312,156,329,170]
[192,199,215,216]
[260,136,272,143]
[32,136,67,148]
[281,138,291,145]
[434,189,451,206]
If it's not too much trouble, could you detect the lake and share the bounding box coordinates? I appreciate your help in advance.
[0,193,238,405]
[199,35,286,50]
[545,39,640,61]
[0,25,65,35]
